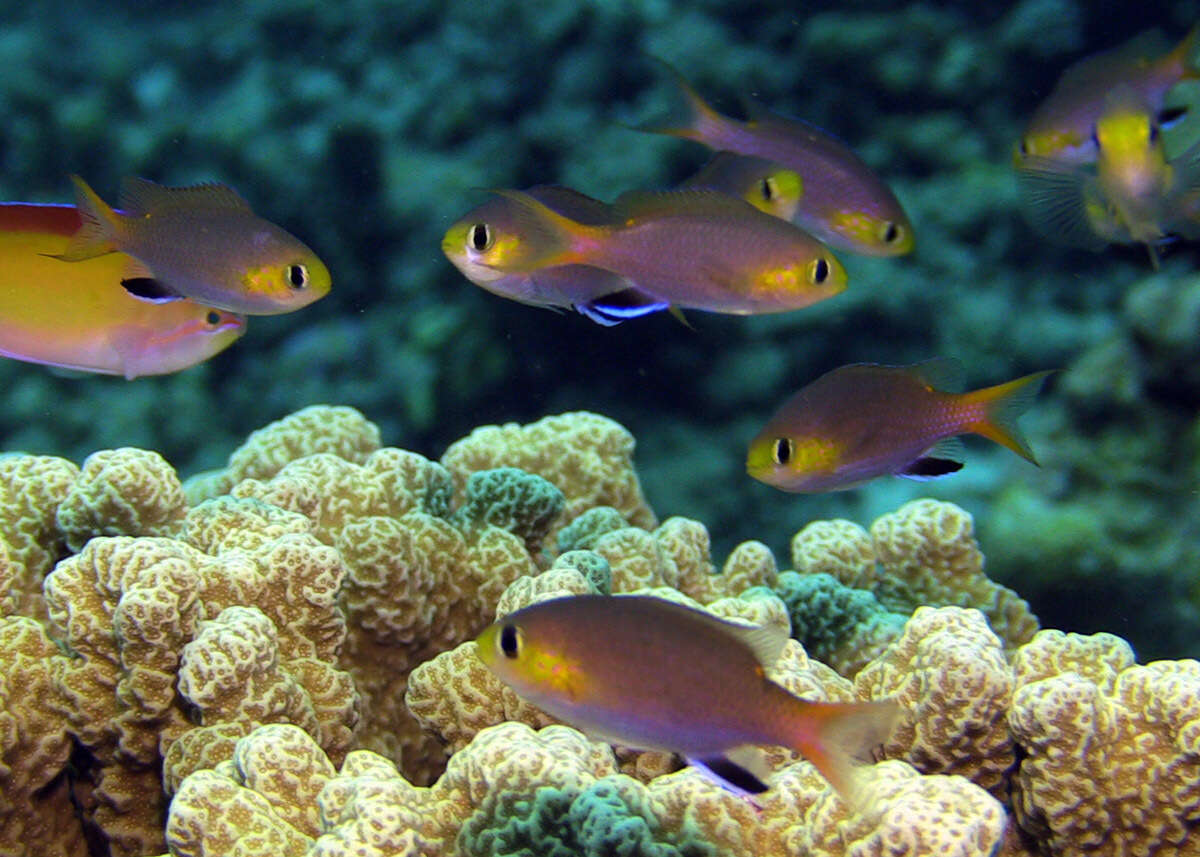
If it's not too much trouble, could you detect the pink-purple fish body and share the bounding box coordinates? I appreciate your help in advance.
[747,360,1052,493]
[476,593,899,800]
[644,66,913,257]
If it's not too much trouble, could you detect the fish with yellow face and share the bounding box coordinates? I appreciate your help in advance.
[1016,26,1199,168]
[747,360,1051,493]
[1018,87,1200,263]
[477,593,899,801]
[443,185,846,322]
[680,152,804,222]
[0,203,244,378]
[640,63,913,257]
[51,176,331,315]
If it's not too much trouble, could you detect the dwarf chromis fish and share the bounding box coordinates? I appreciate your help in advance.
[0,203,244,378]
[1016,26,1199,168]
[51,176,331,315]
[476,593,899,800]
[642,64,913,257]
[443,186,657,325]
[1017,86,1200,264]
[747,360,1052,493]
[443,185,846,323]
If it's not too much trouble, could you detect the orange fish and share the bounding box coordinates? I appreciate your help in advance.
[747,360,1052,492]
[0,203,244,378]
[477,593,899,800]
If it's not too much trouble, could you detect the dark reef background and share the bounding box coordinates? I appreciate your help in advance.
[1,0,1197,658]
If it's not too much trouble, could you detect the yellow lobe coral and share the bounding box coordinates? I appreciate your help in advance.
[868,500,1038,649]
[756,759,1009,857]
[165,724,333,857]
[855,606,1015,798]
[1008,631,1200,855]
[226,404,382,483]
[441,411,656,532]
[56,447,188,551]
[0,615,84,857]
[0,454,80,619]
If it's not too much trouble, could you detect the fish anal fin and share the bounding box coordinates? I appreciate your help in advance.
[688,752,770,797]
[121,277,182,303]
[119,177,251,215]
[578,286,669,325]
[898,456,964,481]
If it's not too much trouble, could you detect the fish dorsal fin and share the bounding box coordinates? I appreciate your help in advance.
[527,185,614,226]
[613,188,760,222]
[709,612,789,667]
[119,178,252,216]
[907,357,966,393]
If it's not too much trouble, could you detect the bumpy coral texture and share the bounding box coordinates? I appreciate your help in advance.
[787,501,1038,673]
[855,606,1015,798]
[441,411,657,532]
[41,518,355,856]
[1008,630,1200,856]
[0,454,79,619]
[56,447,189,551]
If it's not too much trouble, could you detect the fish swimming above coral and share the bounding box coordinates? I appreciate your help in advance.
[443,185,846,323]
[1017,85,1200,264]
[476,593,899,800]
[1015,26,1199,168]
[0,203,245,378]
[747,359,1052,493]
[640,62,914,257]
[49,175,331,315]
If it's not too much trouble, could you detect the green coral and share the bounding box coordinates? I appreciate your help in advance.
[451,467,566,554]
[459,776,715,857]
[555,506,628,553]
[553,550,612,595]
[763,571,907,677]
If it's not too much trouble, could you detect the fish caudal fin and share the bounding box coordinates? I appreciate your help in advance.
[963,370,1055,464]
[640,58,730,144]
[54,175,121,262]
[788,698,901,807]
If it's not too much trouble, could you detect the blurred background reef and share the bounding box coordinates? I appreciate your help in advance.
[0,0,1197,658]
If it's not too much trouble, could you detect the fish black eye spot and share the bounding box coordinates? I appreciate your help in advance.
[1019,139,1028,155]
[882,222,900,244]
[773,437,793,466]
[810,257,830,284]
[1149,122,1160,144]
[286,264,309,290]
[759,177,775,202]
[470,223,491,252]
[205,311,221,326]
[499,624,520,659]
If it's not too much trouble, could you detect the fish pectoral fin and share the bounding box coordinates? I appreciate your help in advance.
[688,750,771,797]
[1016,157,1109,249]
[121,277,184,303]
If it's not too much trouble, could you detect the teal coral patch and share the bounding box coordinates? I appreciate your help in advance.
[452,467,565,552]
[458,777,716,857]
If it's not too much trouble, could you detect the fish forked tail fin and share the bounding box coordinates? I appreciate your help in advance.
[51,175,121,262]
[637,57,732,145]
[788,698,902,808]
[963,370,1055,464]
